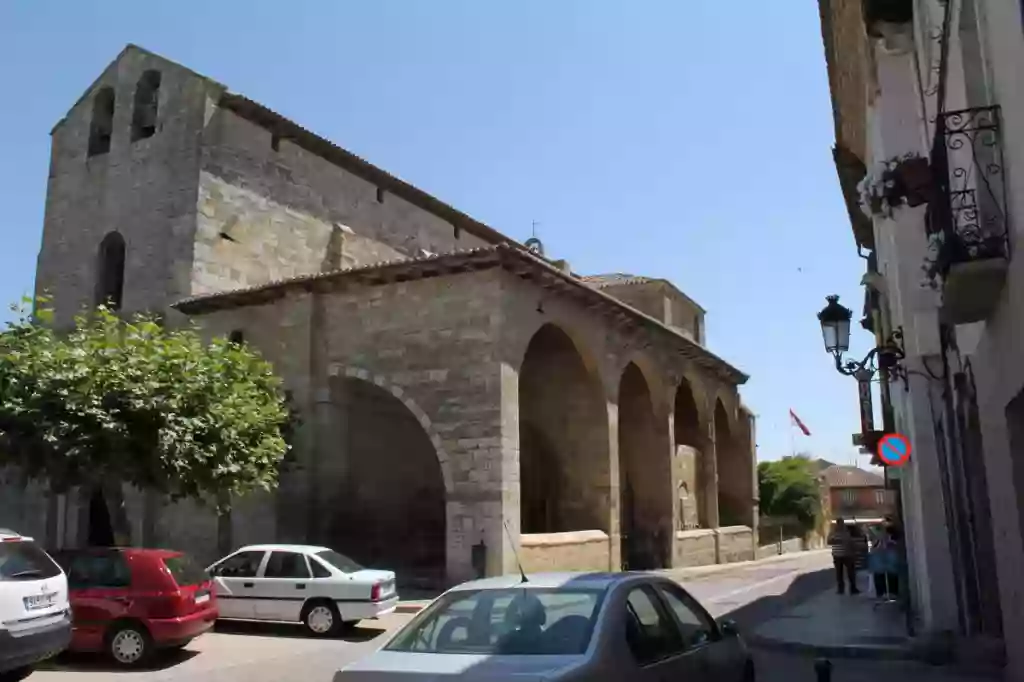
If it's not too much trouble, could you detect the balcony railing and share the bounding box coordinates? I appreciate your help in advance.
[927,105,1010,323]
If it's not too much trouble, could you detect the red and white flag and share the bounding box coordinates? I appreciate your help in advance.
[789,409,811,436]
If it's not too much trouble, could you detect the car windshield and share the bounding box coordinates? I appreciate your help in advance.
[0,540,62,581]
[163,554,209,587]
[315,550,363,573]
[385,586,606,656]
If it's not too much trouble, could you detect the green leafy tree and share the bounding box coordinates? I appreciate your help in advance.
[757,455,822,532]
[0,298,294,542]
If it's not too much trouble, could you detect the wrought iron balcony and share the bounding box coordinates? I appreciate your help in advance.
[926,105,1010,324]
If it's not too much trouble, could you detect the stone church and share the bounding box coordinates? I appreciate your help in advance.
[3,45,758,586]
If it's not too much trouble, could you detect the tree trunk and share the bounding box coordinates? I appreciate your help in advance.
[87,482,132,547]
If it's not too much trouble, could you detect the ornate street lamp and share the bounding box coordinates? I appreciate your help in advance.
[817,295,906,380]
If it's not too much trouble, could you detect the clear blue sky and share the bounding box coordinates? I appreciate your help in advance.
[0,1,877,467]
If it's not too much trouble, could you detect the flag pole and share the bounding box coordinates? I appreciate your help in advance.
[789,411,795,458]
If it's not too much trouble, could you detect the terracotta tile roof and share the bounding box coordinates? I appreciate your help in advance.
[581,273,656,287]
[173,244,748,385]
[819,465,884,488]
[581,273,706,314]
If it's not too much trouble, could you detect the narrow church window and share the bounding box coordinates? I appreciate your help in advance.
[87,87,116,157]
[228,330,244,346]
[131,70,162,142]
[95,231,126,310]
[376,187,385,204]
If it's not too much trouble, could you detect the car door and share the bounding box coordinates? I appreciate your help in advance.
[622,585,702,681]
[253,550,312,622]
[63,550,133,649]
[209,550,267,620]
[652,581,745,680]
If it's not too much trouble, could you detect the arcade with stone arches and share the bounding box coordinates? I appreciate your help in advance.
[77,245,757,588]
[511,316,757,578]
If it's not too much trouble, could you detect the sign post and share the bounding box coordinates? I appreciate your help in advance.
[855,368,875,434]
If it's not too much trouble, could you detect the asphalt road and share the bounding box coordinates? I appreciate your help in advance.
[27,551,833,682]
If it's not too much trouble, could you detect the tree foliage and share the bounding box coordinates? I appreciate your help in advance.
[0,299,293,510]
[757,455,822,531]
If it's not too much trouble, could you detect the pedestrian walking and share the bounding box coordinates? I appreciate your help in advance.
[827,517,860,595]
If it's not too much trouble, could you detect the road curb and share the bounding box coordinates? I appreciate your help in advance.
[747,633,919,662]
[661,549,831,581]
[395,601,428,614]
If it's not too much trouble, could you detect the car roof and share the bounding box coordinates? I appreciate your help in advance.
[53,546,186,558]
[448,571,642,592]
[234,544,333,554]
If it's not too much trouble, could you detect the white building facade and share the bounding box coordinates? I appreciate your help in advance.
[819,0,1021,674]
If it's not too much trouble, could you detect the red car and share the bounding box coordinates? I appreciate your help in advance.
[50,547,218,667]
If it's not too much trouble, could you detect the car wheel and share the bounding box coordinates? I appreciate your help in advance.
[0,665,33,682]
[107,623,151,667]
[301,600,340,637]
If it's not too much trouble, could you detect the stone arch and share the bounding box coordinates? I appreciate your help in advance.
[618,362,672,569]
[618,351,670,418]
[322,365,451,586]
[518,323,611,537]
[131,69,162,142]
[674,375,710,528]
[327,364,454,494]
[512,314,613,398]
[715,397,748,527]
[94,231,126,310]
[87,86,115,157]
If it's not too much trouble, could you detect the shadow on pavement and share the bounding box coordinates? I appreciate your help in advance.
[719,566,834,636]
[38,647,200,674]
[213,619,390,642]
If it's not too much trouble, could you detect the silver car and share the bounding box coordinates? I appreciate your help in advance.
[335,572,755,681]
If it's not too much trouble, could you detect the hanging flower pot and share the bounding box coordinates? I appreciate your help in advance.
[863,0,914,38]
[893,156,932,207]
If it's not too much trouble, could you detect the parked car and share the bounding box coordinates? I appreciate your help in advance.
[336,571,755,682]
[206,544,398,636]
[0,529,71,682]
[50,547,217,667]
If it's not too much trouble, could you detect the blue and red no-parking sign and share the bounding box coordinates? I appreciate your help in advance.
[877,433,912,467]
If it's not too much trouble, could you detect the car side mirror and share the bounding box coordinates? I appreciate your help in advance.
[719,619,739,637]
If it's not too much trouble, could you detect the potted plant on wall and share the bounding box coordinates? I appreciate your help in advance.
[863,0,914,38]
[858,153,933,219]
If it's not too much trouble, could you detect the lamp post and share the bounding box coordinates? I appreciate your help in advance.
[817,294,911,629]
[817,295,906,381]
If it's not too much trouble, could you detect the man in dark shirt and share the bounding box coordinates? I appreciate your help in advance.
[827,517,860,595]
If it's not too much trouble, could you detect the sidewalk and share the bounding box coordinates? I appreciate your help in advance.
[748,574,1005,676]
[748,584,912,660]
[755,649,1002,682]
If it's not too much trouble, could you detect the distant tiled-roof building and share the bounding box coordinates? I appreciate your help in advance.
[819,465,893,522]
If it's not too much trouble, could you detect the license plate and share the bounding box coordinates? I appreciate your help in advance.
[195,592,210,604]
[24,593,56,611]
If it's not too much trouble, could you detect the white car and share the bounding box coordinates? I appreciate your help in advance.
[206,544,398,636]
[0,529,72,682]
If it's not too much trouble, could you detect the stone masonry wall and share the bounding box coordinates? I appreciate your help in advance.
[674,529,718,567]
[193,172,403,295]
[36,47,214,327]
[196,106,493,292]
[519,531,610,573]
[717,525,755,563]
[194,268,508,584]
[675,445,700,530]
